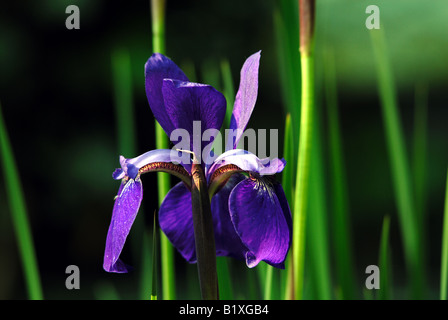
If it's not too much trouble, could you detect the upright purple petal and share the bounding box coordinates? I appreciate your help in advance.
[211,173,248,260]
[145,53,189,138]
[228,51,261,150]
[162,79,226,158]
[159,182,196,263]
[229,178,291,268]
[103,178,143,273]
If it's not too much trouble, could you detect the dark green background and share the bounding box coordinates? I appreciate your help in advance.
[0,0,447,299]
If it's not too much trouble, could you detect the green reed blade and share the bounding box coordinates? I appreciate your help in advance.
[280,114,294,300]
[282,113,295,205]
[138,229,152,300]
[413,83,428,263]
[378,215,392,300]
[151,0,176,300]
[263,265,274,300]
[273,0,301,141]
[324,49,356,299]
[0,102,43,300]
[440,168,448,300]
[293,51,314,300]
[293,0,316,300]
[216,257,233,300]
[220,59,235,130]
[112,49,136,157]
[151,211,159,300]
[307,102,332,300]
[370,28,424,299]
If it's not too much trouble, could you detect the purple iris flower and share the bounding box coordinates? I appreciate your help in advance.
[103,51,292,273]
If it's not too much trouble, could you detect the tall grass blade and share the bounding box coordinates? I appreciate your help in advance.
[440,168,448,300]
[112,49,136,157]
[293,0,316,300]
[370,28,424,299]
[0,102,43,299]
[151,0,176,300]
[151,211,159,300]
[263,265,274,300]
[293,51,314,300]
[273,0,301,141]
[413,83,428,263]
[220,59,235,130]
[281,114,295,300]
[282,113,295,204]
[378,215,392,300]
[216,257,233,300]
[324,49,356,299]
[307,102,332,300]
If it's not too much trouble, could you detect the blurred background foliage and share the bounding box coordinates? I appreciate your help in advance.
[0,0,447,299]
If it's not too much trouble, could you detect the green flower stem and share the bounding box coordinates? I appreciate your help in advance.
[151,0,176,300]
[293,0,315,300]
[293,51,314,300]
[440,168,448,300]
[191,163,218,300]
[0,102,43,299]
[151,0,166,55]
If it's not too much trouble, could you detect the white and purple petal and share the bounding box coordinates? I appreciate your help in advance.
[207,149,285,180]
[103,178,143,273]
[228,178,291,268]
[114,149,192,179]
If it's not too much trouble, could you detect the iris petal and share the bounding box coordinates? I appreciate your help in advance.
[229,178,291,268]
[228,51,261,150]
[159,182,196,263]
[211,173,248,260]
[160,176,251,264]
[207,149,285,180]
[161,79,226,159]
[103,178,143,273]
[145,53,189,138]
[117,149,192,178]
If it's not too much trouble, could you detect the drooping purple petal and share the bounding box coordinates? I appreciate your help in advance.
[159,182,196,263]
[211,173,248,260]
[103,178,143,273]
[145,53,189,138]
[161,79,226,159]
[159,176,251,264]
[228,178,291,268]
[273,182,293,248]
[227,51,261,150]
